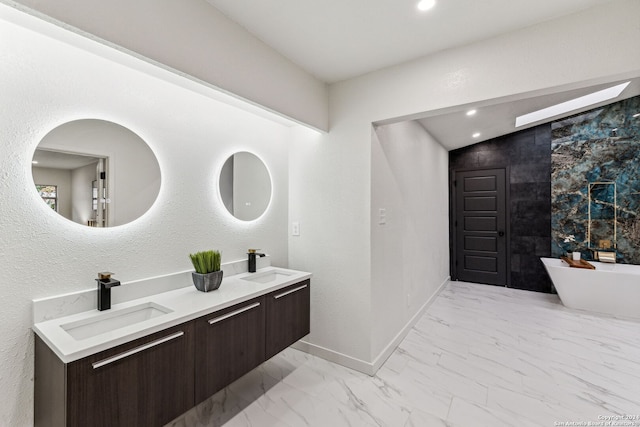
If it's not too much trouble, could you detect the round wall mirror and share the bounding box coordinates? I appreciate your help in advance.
[31,119,161,227]
[219,152,272,221]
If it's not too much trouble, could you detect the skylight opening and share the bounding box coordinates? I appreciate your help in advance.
[515,82,630,128]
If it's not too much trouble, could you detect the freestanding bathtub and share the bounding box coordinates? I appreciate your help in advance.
[541,257,640,321]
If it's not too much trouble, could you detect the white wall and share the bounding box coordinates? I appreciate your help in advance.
[371,121,450,361]
[0,10,291,425]
[288,122,374,368]
[289,0,640,373]
[7,0,329,131]
[31,166,72,219]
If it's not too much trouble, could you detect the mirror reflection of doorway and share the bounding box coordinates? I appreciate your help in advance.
[31,119,161,228]
[91,174,108,227]
[32,149,109,227]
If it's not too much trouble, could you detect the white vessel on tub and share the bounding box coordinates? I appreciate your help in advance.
[541,257,640,321]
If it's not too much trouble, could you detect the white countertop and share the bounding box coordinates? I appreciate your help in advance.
[33,267,311,363]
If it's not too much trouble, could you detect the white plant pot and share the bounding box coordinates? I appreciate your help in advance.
[572,252,581,261]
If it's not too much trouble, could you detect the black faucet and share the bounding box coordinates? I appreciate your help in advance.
[247,249,266,273]
[96,272,121,311]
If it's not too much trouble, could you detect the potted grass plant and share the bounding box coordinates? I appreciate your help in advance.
[189,250,223,292]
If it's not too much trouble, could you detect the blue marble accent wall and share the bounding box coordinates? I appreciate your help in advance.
[551,95,640,264]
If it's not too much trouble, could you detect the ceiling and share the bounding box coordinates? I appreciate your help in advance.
[205,0,637,149]
[417,77,640,150]
[33,149,101,170]
[206,0,617,84]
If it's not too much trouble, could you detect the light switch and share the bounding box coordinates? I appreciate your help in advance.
[378,208,386,225]
[292,221,300,236]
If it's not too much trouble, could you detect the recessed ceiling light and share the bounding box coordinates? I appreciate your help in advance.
[466,109,477,116]
[32,160,38,164]
[472,132,481,138]
[515,81,630,127]
[417,0,436,11]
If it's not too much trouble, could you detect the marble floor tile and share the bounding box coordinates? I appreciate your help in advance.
[168,281,640,427]
[372,367,454,420]
[402,407,451,427]
[447,396,541,427]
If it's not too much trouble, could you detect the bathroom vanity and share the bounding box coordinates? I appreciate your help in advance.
[33,267,311,427]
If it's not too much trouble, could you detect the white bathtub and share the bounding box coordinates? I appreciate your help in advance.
[541,257,640,321]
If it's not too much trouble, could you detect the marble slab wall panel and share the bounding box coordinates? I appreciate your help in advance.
[551,96,640,264]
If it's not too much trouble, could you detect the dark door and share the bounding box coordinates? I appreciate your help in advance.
[454,169,507,285]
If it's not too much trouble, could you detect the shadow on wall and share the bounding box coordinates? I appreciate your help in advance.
[551,95,640,264]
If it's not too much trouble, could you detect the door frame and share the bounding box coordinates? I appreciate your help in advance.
[449,166,511,287]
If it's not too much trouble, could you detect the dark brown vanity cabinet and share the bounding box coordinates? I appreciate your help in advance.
[35,279,310,427]
[265,280,311,359]
[194,296,266,403]
[35,322,195,427]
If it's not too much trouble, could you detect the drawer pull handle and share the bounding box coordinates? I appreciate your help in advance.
[274,284,308,299]
[208,302,260,325]
[92,331,184,369]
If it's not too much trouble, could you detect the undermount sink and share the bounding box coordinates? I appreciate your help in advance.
[61,302,172,341]
[240,269,295,284]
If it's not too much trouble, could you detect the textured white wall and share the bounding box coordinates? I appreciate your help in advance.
[0,12,290,426]
[289,0,640,372]
[8,0,329,131]
[371,121,450,359]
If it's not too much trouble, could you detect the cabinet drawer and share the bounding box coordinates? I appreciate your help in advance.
[194,296,265,403]
[265,280,310,359]
[66,322,195,427]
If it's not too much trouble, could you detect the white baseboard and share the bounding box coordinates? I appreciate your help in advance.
[291,340,376,375]
[292,276,450,376]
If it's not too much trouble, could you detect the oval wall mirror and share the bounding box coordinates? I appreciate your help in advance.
[219,152,272,221]
[31,119,161,227]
